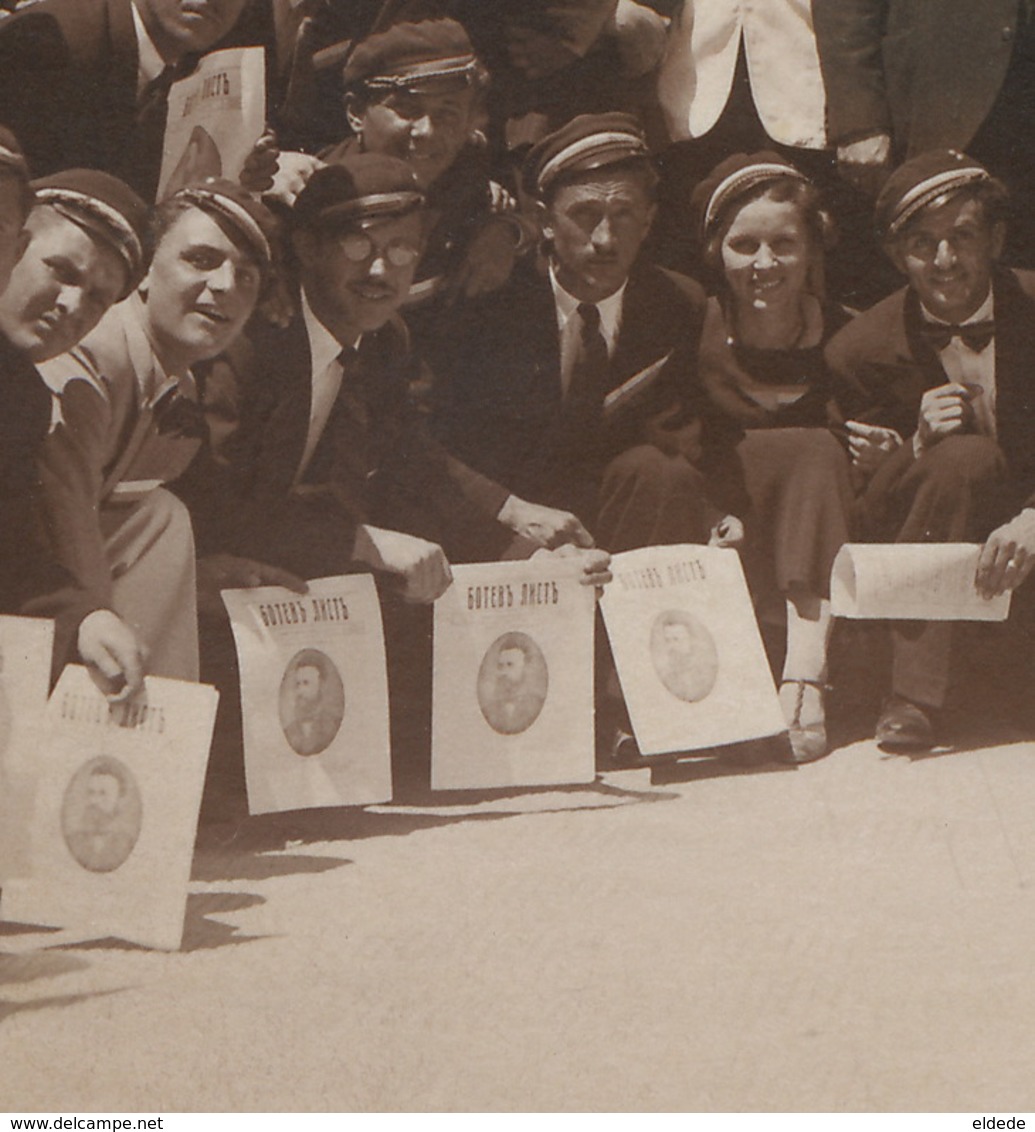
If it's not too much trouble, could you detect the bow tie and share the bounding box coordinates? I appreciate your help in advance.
[921,319,995,353]
[152,388,208,440]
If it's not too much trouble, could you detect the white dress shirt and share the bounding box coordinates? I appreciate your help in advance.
[294,291,360,484]
[549,266,626,396]
[923,290,997,438]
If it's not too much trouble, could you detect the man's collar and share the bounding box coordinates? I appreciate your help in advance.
[548,263,627,339]
[131,0,166,93]
[125,291,202,403]
[920,287,995,327]
[300,288,360,373]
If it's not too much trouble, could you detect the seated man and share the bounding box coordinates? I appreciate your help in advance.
[426,112,741,553]
[38,179,286,689]
[189,153,608,790]
[827,150,1035,751]
[0,154,154,692]
[425,112,742,764]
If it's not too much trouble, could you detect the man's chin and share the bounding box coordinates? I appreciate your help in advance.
[25,335,65,364]
[583,265,625,296]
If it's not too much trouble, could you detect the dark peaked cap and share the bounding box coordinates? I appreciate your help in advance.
[171,178,277,270]
[876,149,993,239]
[31,169,149,299]
[525,112,652,198]
[293,155,424,231]
[341,17,480,93]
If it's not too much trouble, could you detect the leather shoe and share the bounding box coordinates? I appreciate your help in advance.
[596,726,644,769]
[876,695,936,752]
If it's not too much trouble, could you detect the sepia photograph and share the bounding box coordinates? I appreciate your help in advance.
[1,0,1035,1120]
[476,630,550,736]
[279,647,346,756]
[60,756,143,874]
[648,608,719,703]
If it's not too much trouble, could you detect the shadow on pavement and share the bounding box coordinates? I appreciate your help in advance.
[180,891,270,952]
[199,774,681,858]
[191,846,353,884]
[0,950,88,986]
[0,987,128,1024]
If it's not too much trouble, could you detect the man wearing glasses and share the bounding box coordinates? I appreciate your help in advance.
[199,152,608,794]
[214,152,605,599]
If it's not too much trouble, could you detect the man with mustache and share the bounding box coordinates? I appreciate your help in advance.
[482,635,547,737]
[425,113,741,765]
[0,156,158,693]
[827,150,1035,751]
[211,153,605,586]
[192,153,609,793]
[38,179,292,691]
[63,762,139,874]
[0,0,254,199]
[426,112,741,555]
[282,653,342,757]
[315,15,532,326]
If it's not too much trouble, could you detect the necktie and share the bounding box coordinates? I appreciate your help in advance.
[132,58,197,200]
[566,302,609,420]
[152,385,208,440]
[921,320,995,353]
[313,345,377,495]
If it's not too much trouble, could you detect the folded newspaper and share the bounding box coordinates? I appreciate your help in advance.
[830,543,1011,621]
[1,666,218,951]
[432,559,597,790]
[600,545,785,755]
[222,575,392,814]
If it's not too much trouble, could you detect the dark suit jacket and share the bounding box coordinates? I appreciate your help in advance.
[813,0,1021,155]
[0,333,98,676]
[0,0,261,197]
[0,0,145,185]
[176,309,521,579]
[425,258,723,520]
[825,267,1035,511]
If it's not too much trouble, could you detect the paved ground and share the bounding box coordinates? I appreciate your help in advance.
[2,727,1035,1113]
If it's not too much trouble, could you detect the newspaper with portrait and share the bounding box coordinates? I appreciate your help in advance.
[600,544,785,755]
[157,45,266,200]
[432,558,597,791]
[222,575,392,815]
[0,665,218,951]
[0,615,55,884]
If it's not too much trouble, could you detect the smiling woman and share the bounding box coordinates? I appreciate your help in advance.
[690,152,857,764]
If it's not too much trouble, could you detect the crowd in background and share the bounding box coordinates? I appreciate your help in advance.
[3,0,1035,818]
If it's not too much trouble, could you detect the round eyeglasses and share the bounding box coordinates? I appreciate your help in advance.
[339,232,421,268]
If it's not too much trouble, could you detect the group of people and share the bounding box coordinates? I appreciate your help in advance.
[2,0,1035,817]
